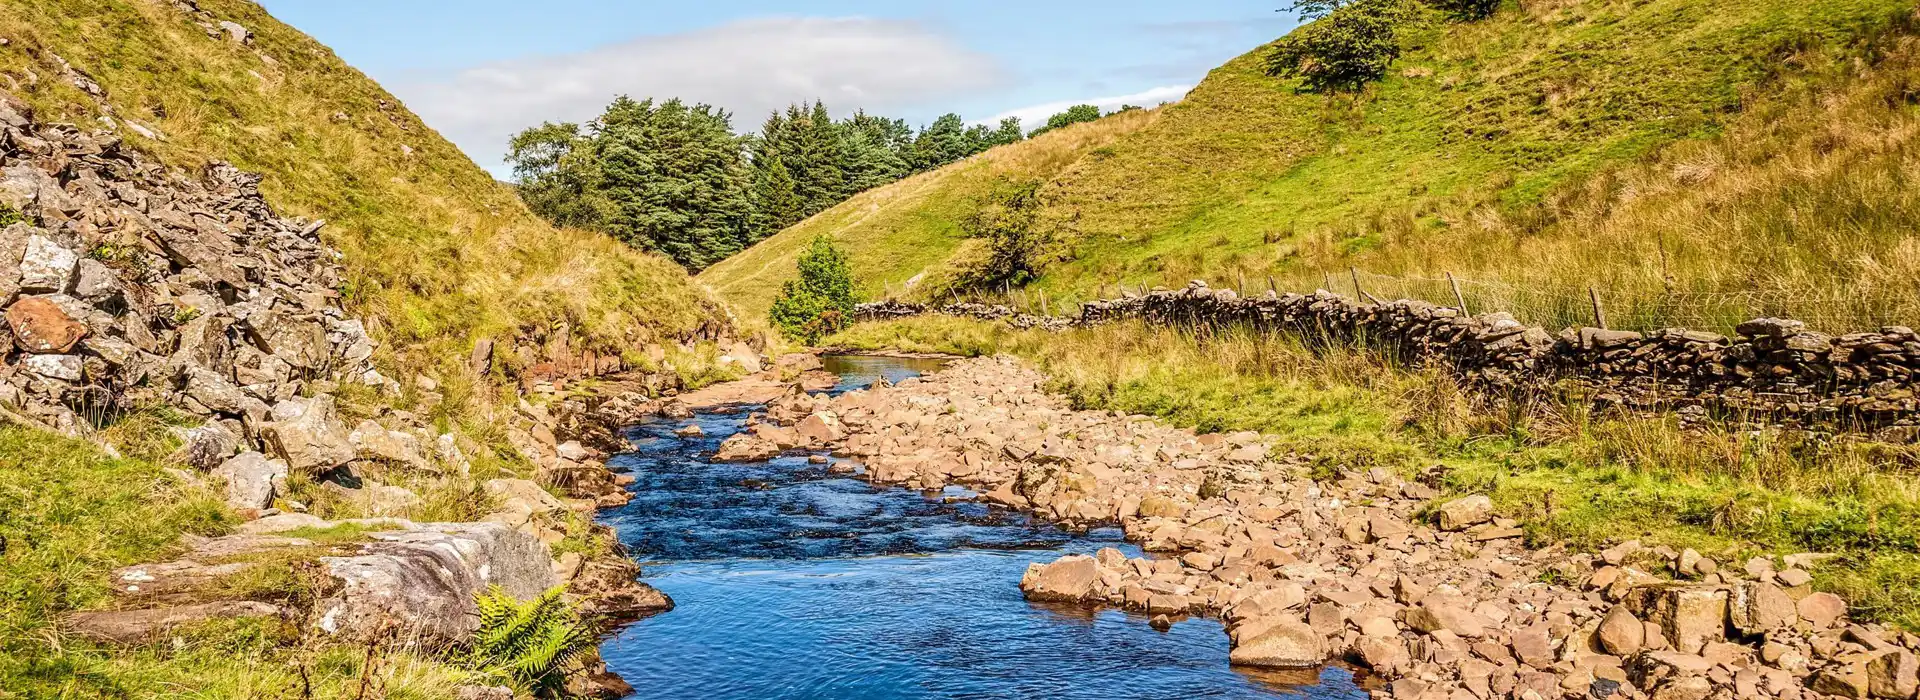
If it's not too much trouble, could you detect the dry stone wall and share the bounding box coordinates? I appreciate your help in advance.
[857,281,1920,437]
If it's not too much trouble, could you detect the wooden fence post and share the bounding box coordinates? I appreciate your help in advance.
[1589,286,1609,329]
[1447,272,1468,315]
[1350,267,1363,299]
[1267,276,1278,294]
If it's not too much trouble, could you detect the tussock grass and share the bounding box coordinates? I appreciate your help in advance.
[832,317,1920,629]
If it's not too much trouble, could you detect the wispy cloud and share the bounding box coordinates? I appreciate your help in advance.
[977,85,1193,127]
[397,16,1008,170]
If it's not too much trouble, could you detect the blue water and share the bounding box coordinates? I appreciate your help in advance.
[596,356,1365,699]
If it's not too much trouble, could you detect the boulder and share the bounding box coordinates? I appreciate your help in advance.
[18,234,76,293]
[6,296,86,353]
[211,451,287,512]
[1228,617,1327,669]
[1019,555,1099,602]
[262,395,355,473]
[168,421,242,470]
[1405,600,1489,637]
[347,420,432,471]
[713,433,780,462]
[1596,606,1645,656]
[1629,584,1727,654]
[1798,592,1848,629]
[795,412,846,443]
[314,522,556,644]
[21,353,81,381]
[1869,649,1919,700]
[485,478,567,516]
[1435,495,1493,531]
[1728,581,1797,634]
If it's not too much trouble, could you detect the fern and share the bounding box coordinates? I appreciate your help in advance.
[469,586,598,697]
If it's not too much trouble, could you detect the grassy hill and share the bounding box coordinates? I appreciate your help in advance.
[704,0,1920,333]
[0,0,728,382]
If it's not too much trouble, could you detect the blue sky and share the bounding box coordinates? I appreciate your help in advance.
[258,1,1296,175]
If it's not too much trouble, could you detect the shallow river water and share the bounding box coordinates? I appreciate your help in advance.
[596,356,1366,699]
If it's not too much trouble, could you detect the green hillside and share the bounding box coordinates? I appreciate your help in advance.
[703,0,1920,332]
[0,0,728,379]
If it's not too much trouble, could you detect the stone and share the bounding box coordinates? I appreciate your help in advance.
[484,479,567,516]
[21,353,81,381]
[218,20,251,44]
[674,424,704,438]
[1597,606,1645,656]
[6,296,86,353]
[314,523,556,644]
[1511,625,1553,668]
[68,601,288,644]
[1776,568,1813,587]
[555,441,590,461]
[795,412,846,444]
[18,235,76,293]
[1228,617,1327,669]
[1436,495,1494,531]
[714,433,780,462]
[1650,677,1713,700]
[211,451,287,512]
[348,420,432,471]
[168,421,242,470]
[1632,584,1727,654]
[1020,555,1099,602]
[262,395,356,473]
[1868,649,1918,700]
[1811,665,1872,700]
[1729,581,1798,634]
[1798,592,1848,629]
[1405,601,1489,638]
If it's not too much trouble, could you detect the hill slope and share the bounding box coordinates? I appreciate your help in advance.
[703,0,1920,332]
[0,0,728,377]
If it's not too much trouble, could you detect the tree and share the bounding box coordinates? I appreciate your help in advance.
[1265,0,1413,92]
[912,113,972,171]
[505,122,607,231]
[1284,0,1352,20]
[750,155,803,240]
[787,101,848,216]
[839,111,911,194]
[595,98,751,270]
[987,117,1025,148]
[769,235,856,344]
[1027,104,1104,138]
[960,177,1049,287]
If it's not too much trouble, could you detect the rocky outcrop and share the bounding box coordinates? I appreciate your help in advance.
[0,91,387,437]
[756,356,1918,700]
[315,523,557,644]
[858,281,1920,437]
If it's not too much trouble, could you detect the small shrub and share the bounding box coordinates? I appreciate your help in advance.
[1427,0,1499,21]
[769,235,856,344]
[1265,0,1415,92]
[468,586,597,697]
[0,202,20,227]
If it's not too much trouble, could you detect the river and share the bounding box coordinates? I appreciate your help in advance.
[595,355,1366,699]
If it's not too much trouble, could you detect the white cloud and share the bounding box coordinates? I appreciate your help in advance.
[398,17,1007,171]
[976,85,1193,128]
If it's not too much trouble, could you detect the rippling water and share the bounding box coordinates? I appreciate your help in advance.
[595,355,1365,699]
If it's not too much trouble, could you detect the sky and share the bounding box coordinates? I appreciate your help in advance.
[257,1,1297,177]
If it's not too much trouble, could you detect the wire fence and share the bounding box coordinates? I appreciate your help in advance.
[883,268,1909,335]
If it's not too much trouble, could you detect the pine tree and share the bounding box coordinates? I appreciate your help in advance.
[988,117,1025,148]
[595,98,750,270]
[840,110,910,193]
[912,113,970,171]
[751,155,803,240]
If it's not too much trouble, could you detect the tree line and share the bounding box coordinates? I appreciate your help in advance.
[506,98,1116,271]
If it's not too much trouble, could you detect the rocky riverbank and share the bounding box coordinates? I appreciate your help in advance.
[721,355,1918,700]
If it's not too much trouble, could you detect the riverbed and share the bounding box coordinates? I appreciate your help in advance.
[595,356,1365,699]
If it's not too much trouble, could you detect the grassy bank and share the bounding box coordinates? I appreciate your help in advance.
[830,317,1920,629]
[0,428,488,699]
[715,0,1920,334]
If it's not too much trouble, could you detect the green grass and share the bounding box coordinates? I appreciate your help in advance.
[831,317,1920,629]
[714,0,1920,333]
[0,428,488,698]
